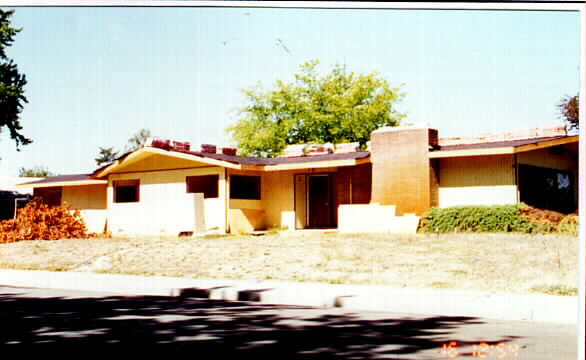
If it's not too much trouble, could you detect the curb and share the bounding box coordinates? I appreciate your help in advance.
[0,269,577,324]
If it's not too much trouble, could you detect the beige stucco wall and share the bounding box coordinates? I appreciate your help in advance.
[62,185,107,233]
[262,171,296,230]
[438,154,517,208]
[107,166,226,235]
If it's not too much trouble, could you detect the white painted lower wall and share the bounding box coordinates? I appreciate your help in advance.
[107,167,225,235]
[439,185,518,208]
[338,204,420,233]
[78,209,108,234]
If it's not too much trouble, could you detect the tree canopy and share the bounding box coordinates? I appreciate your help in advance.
[18,165,53,178]
[227,60,405,157]
[0,9,30,150]
[558,94,579,131]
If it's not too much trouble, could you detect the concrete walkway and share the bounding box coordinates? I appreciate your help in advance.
[0,269,577,324]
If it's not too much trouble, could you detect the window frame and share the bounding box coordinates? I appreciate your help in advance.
[113,179,140,203]
[230,175,261,200]
[186,174,219,199]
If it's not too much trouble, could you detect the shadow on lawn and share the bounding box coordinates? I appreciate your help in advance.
[0,290,517,357]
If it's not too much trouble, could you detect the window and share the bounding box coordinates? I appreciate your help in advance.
[518,165,575,213]
[114,179,140,203]
[186,175,219,198]
[230,175,261,200]
[33,187,62,207]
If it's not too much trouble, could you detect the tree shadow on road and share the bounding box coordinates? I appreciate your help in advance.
[0,290,518,358]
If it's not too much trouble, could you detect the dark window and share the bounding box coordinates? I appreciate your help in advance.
[518,165,575,214]
[33,187,62,207]
[186,175,219,198]
[114,180,140,203]
[230,175,261,200]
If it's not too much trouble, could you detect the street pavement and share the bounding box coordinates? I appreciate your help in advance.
[0,286,578,358]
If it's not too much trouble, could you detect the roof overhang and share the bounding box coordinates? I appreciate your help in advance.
[16,179,107,188]
[247,156,371,172]
[429,136,579,159]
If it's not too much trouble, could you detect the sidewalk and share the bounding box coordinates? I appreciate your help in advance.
[0,269,577,324]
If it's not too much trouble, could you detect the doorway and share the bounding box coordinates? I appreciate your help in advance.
[308,174,334,228]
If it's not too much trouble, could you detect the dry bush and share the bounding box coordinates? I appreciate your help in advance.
[0,199,96,243]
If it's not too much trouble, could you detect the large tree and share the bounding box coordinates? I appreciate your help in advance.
[0,9,30,150]
[227,60,405,157]
[558,94,579,131]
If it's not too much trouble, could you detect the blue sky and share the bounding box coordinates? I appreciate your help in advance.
[0,5,581,176]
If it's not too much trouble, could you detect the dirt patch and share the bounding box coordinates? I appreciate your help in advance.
[0,232,578,295]
[520,206,569,225]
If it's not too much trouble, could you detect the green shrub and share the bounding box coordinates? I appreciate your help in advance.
[419,205,579,235]
[419,205,528,233]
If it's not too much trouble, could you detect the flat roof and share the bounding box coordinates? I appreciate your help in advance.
[436,136,568,151]
[430,135,578,158]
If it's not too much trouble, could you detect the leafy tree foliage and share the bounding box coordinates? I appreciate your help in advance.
[558,94,579,131]
[95,147,119,166]
[0,9,31,149]
[227,60,405,157]
[18,165,53,177]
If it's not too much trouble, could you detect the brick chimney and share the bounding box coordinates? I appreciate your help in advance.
[370,126,438,216]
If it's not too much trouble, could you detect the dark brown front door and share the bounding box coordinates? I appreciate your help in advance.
[308,175,333,228]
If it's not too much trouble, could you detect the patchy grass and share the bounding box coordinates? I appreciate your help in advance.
[0,232,578,295]
[530,284,578,296]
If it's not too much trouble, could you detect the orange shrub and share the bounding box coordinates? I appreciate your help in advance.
[0,199,95,243]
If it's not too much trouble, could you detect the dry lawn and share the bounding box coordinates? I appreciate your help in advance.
[0,232,578,295]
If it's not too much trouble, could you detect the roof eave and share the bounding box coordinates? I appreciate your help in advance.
[16,179,108,188]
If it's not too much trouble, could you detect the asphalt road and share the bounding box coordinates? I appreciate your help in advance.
[0,286,577,358]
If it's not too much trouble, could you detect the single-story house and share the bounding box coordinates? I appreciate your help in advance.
[17,125,579,235]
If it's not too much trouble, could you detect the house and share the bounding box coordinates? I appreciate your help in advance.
[17,125,579,235]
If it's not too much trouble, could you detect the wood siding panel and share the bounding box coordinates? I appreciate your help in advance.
[262,171,295,230]
[62,185,107,210]
[438,154,517,207]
